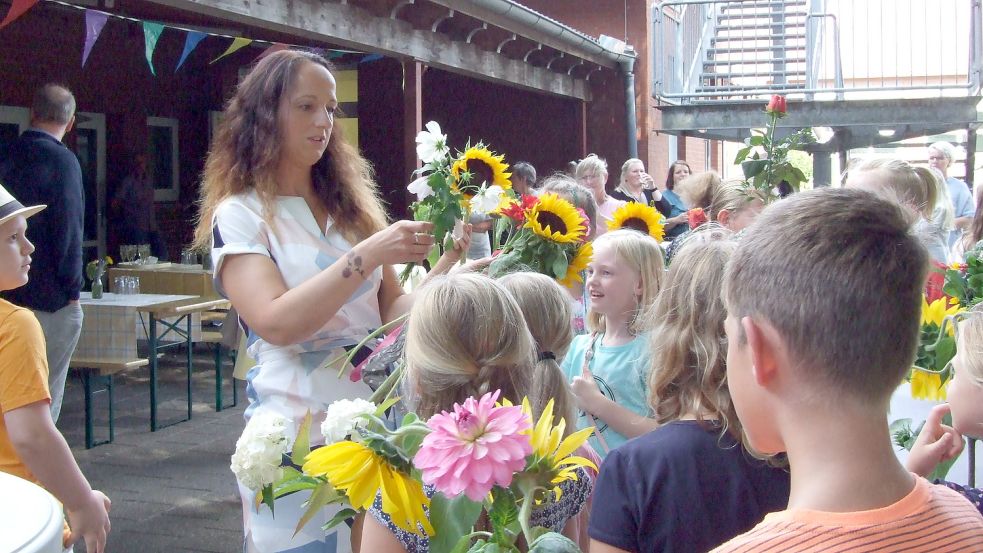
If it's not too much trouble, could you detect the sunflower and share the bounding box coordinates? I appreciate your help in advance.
[909,368,948,401]
[607,202,665,241]
[558,242,593,288]
[525,193,587,244]
[921,296,962,334]
[521,398,597,500]
[303,441,434,536]
[451,146,512,197]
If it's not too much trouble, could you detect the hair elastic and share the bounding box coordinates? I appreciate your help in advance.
[537,351,556,361]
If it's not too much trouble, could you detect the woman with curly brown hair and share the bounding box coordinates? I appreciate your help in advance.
[193,49,466,553]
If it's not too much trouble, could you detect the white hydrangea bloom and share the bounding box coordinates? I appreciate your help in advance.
[230,411,290,492]
[415,121,448,164]
[320,398,377,444]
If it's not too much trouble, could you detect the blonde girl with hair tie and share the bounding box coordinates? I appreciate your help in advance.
[560,229,664,458]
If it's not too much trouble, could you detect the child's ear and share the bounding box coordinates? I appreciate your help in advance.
[717,209,731,228]
[741,316,781,387]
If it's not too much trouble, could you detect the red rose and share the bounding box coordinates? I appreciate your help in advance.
[766,94,787,116]
[687,207,708,229]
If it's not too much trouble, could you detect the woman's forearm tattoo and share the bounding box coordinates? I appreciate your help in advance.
[342,251,366,279]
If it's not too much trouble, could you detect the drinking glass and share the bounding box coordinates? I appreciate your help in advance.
[181,250,198,265]
[137,244,151,264]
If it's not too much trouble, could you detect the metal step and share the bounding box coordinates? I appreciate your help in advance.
[716,21,806,32]
[708,44,806,55]
[719,12,806,22]
[712,34,806,44]
[704,57,806,66]
[722,0,806,8]
[696,83,806,93]
[701,70,806,79]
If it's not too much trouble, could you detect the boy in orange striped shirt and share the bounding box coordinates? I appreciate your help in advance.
[715,188,983,552]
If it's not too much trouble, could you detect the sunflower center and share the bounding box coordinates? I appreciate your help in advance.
[537,211,569,235]
[621,217,650,234]
[467,158,496,187]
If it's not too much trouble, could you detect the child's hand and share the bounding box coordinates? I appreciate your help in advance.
[67,489,112,553]
[906,404,964,478]
[571,366,605,413]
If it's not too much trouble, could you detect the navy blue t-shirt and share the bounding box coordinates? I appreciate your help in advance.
[589,420,790,553]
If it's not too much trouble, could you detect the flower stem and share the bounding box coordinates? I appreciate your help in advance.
[517,491,535,546]
[330,314,409,378]
[368,363,404,405]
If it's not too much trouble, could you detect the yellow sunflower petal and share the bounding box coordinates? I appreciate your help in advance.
[553,427,595,461]
[525,193,586,244]
[910,369,948,401]
[532,399,556,457]
[559,242,593,288]
[607,202,665,241]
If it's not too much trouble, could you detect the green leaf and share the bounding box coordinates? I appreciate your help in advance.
[401,412,420,426]
[489,488,519,545]
[375,396,401,417]
[273,476,320,498]
[935,336,956,371]
[294,483,344,537]
[323,507,359,532]
[261,483,276,515]
[746,135,765,146]
[742,159,769,179]
[292,412,313,466]
[528,531,581,552]
[429,493,484,553]
[450,536,479,553]
[550,255,569,280]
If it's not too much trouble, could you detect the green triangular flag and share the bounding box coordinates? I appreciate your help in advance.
[142,21,165,76]
[210,37,253,64]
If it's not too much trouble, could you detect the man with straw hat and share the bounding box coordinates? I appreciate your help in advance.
[0,182,112,553]
[0,84,85,423]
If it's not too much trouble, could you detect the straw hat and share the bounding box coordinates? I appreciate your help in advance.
[0,182,45,226]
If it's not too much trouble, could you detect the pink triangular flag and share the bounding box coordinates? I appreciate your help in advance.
[0,0,40,29]
[81,10,109,67]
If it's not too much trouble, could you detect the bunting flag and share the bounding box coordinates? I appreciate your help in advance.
[359,53,384,64]
[81,10,108,67]
[142,21,164,75]
[0,0,39,29]
[210,37,252,65]
[256,42,288,61]
[175,30,207,72]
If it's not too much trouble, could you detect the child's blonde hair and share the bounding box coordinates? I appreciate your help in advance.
[957,307,983,387]
[646,236,740,439]
[843,158,937,220]
[587,229,665,335]
[499,272,577,435]
[675,173,764,222]
[404,274,535,419]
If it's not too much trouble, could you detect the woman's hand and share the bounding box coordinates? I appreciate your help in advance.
[357,220,436,271]
[906,403,964,477]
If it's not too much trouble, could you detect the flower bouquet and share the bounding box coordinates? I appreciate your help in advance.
[402,121,512,283]
[733,94,815,199]
[606,202,665,241]
[86,255,113,298]
[233,391,596,553]
[488,193,592,287]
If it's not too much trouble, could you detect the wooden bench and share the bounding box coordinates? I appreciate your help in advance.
[70,357,149,449]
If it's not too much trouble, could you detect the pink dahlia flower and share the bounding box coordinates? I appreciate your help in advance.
[413,390,532,501]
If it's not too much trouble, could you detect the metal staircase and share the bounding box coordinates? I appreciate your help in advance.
[697,0,808,99]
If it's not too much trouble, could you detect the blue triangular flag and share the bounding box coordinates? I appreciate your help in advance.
[175,31,207,72]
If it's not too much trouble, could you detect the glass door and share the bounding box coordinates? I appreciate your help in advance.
[70,112,106,262]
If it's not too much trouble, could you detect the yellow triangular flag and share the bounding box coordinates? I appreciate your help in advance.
[210,37,253,64]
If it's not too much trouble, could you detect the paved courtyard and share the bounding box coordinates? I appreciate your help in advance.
[58,348,247,553]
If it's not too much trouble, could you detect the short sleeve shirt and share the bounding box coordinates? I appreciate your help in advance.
[560,334,650,456]
[0,298,50,482]
[589,421,790,553]
[211,192,383,431]
[595,197,627,237]
[947,176,976,247]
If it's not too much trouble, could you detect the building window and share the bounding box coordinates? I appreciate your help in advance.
[147,116,179,202]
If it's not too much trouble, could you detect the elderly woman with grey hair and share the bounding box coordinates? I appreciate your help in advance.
[928,141,975,246]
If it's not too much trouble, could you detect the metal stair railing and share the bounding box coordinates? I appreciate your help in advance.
[654,0,982,103]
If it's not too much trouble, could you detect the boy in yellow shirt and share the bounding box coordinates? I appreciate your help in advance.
[0,183,111,552]
[716,188,983,552]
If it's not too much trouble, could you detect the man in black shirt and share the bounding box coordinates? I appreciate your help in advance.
[0,84,84,422]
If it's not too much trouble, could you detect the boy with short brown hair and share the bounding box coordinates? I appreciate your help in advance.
[715,188,983,552]
[0,183,111,552]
